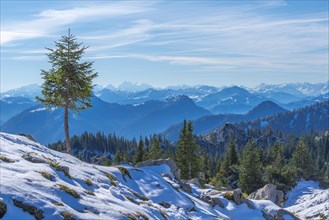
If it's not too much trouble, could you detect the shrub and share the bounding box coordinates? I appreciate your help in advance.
[49,161,60,169]
[38,171,54,181]
[124,195,139,205]
[0,200,7,218]
[0,155,15,163]
[128,189,148,201]
[223,191,234,201]
[121,212,137,220]
[85,178,93,186]
[159,209,169,220]
[136,211,149,220]
[61,211,76,220]
[13,199,44,220]
[57,184,81,199]
[84,190,95,196]
[104,173,118,187]
[117,166,132,181]
[52,201,64,206]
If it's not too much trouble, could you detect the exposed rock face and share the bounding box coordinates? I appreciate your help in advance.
[179,182,192,193]
[249,184,284,206]
[233,189,243,205]
[136,158,180,180]
[262,208,300,220]
[22,152,48,163]
[188,178,201,188]
[199,193,224,208]
[57,165,70,177]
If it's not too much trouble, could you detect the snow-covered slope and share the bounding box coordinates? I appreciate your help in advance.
[0,132,327,220]
[285,181,329,219]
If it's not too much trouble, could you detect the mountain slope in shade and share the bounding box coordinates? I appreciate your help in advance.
[200,101,329,151]
[238,101,329,136]
[1,132,323,220]
[163,101,287,141]
[0,97,35,123]
[1,96,210,144]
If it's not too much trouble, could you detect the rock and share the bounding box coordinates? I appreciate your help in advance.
[262,208,300,220]
[233,189,243,205]
[199,192,224,208]
[188,178,201,188]
[57,165,70,177]
[249,184,284,206]
[158,202,171,208]
[179,182,192,193]
[22,152,48,163]
[136,158,180,180]
[275,209,300,220]
[212,197,224,208]
[241,197,255,209]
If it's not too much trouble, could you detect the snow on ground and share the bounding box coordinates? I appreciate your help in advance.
[285,180,329,219]
[0,132,328,220]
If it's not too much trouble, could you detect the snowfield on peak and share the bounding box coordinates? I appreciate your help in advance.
[0,132,328,220]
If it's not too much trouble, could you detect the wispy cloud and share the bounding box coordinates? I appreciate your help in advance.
[2,0,328,88]
[1,2,153,45]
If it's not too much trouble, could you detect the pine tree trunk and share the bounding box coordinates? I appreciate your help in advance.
[64,105,70,153]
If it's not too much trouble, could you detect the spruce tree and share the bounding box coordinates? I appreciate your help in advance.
[291,138,314,179]
[220,138,239,186]
[36,30,97,152]
[149,135,162,160]
[176,120,203,179]
[239,141,263,194]
[134,139,144,164]
[176,120,189,178]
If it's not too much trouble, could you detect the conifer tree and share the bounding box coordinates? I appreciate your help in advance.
[176,120,203,179]
[36,30,97,152]
[291,138,314,179]
[149,135,162,160]
[114,150,122,164]
[134,139,144,164]
[239,141,263,194]
[220,138,239,186]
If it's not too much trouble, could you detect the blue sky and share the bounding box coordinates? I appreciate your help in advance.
[1,0,328,91]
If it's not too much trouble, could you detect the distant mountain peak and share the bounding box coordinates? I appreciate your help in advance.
[247,100,286,118]
[117,81,153,92]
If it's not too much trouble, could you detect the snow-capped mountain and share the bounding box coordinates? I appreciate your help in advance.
[1,132,327,220]
[117,81,153,92]
[1,84,41,100]
[253,82,329,97]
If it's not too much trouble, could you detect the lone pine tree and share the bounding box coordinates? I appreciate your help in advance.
[36,30,97,152]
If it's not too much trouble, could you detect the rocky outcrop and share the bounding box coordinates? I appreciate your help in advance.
[233,189,243,205]
[188,178,201,188]
[199,193,224,208]
[249,184,284,206]
[136,158,180,180]
[22,152,49,163]
[223,189,255,209]
[179,182,192,193]
[262,208,300,220]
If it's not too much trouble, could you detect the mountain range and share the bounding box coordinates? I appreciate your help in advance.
[1,82,327,144]
[163,101,287,141]
[199,101,329,152]
[1,96,209,144]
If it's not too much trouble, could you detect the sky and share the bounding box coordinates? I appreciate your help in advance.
[1,0,328,92]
